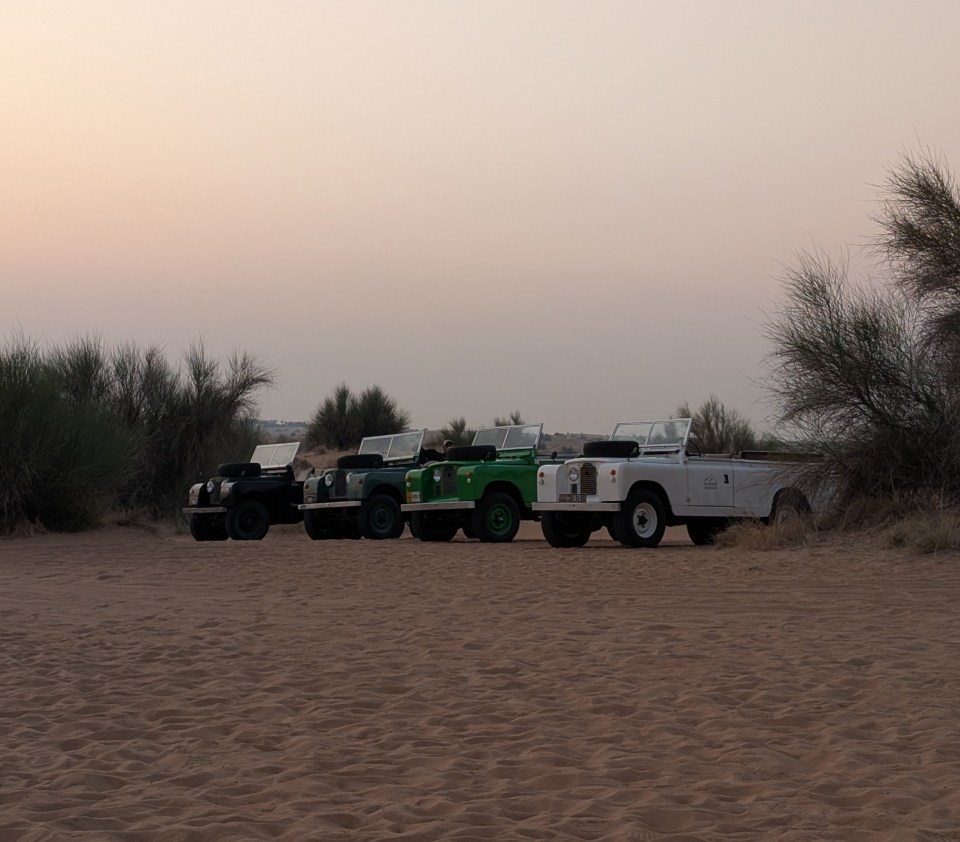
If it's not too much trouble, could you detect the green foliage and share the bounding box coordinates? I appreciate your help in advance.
[766,150,960,503]
[0,337,136,532]
[307,383,411,450]
[438,416,477,447]
[675,395,758,453]
[0,334,273,532]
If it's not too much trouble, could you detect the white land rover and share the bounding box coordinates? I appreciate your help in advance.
[533,418,818,548]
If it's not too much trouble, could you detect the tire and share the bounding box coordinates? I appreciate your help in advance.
[445,445,497,462]
[615,488,666,548]
[225,499,270,540]
[686,517,729,546]
[189,513,228,542]
[217,462,261,478]
[771,490,809,525]
[410,512,459,542]
[472,492,521,543]
[541,511,591,548]
[303,509,336,540]
[337,454,384,469]
[582,440,640,459]
[358,494,404,540]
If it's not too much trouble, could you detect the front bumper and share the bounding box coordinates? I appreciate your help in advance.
[532,501,621,512]
[402,501,476,512]
[298,501,362,511]
[183,506,227,514]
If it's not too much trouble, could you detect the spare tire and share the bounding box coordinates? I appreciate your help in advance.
[445,445,497,462]
[336,453,384,469]
[217,462,262,478]
[582,440,640,459]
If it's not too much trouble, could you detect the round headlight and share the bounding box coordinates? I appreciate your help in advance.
[206,480,215,493]
[432,469,442,483]
[324,473,334,487]
[567,466,580,483]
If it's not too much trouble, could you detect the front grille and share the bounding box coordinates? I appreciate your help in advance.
[440,465,458,496]
[210,483,222,504]
[332,470,347,498]
[580,463,597,495]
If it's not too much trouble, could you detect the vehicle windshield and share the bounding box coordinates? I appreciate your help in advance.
[358,430,424,462]
[473,424,543,451]
[612,419,691,452]
[250,442,300,468]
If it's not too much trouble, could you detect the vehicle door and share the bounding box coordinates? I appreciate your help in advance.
[686,459,735,507]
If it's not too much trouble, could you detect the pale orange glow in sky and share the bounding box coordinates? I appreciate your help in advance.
[3,1,959,432]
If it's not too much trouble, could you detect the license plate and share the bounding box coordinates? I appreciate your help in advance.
[559,493,587,503]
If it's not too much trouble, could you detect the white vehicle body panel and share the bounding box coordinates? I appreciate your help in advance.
[534,419,818,520]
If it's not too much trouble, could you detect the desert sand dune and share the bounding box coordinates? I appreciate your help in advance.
[1,524,958,841]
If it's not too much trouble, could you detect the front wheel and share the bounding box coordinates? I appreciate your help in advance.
[472,492,521,543]
[410,512,458,542]
[541,512,591,548]
[189,513,228,542]
[358,494,404,540]
[303,509,335,540]
[615,488,666,548]
[225,499,270,541]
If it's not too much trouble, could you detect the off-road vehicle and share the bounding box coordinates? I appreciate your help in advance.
[402,423,560,543]
[299,431,426,540]
[533,419,820,548]
[184,442,303,541]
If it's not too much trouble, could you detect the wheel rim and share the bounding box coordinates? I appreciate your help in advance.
[371,503,396,535]
[239,510,260,534]
[775,504,799,525]
[631,502,658,539]
[486,503,514,537]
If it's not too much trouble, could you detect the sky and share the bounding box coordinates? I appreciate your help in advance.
[3,1,960,434]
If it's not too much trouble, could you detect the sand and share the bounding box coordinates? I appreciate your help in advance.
[1,524,958,841]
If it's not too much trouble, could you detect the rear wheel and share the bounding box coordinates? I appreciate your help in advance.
[771,490,809,525]
[615,488,666,548]
[225,499,270,541]
[189,514,228,542]
[410,512,458,542]
[472,492,521,543]
[541,512,591,548]
[358,494,404,540]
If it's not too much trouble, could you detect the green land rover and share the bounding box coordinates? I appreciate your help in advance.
[402,423,559,543]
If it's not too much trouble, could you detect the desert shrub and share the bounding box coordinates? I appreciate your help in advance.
[438,416,477,447]
[0,334,272,531]
[765,150,960,506]
[307,383,410,450]
[0,338,136,532]
[675,395,759,453]
[713,516,820,551]
[492,411,524,427]
[118,344,269,516]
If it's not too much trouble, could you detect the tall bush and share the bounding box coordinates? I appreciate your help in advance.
[0,338,136,532]
[675,395,759,453]
[765,150,960,503]
[307,383,410,450]
[0,335,273,531]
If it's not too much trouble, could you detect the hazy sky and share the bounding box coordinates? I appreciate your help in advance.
[4,1,959,433]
